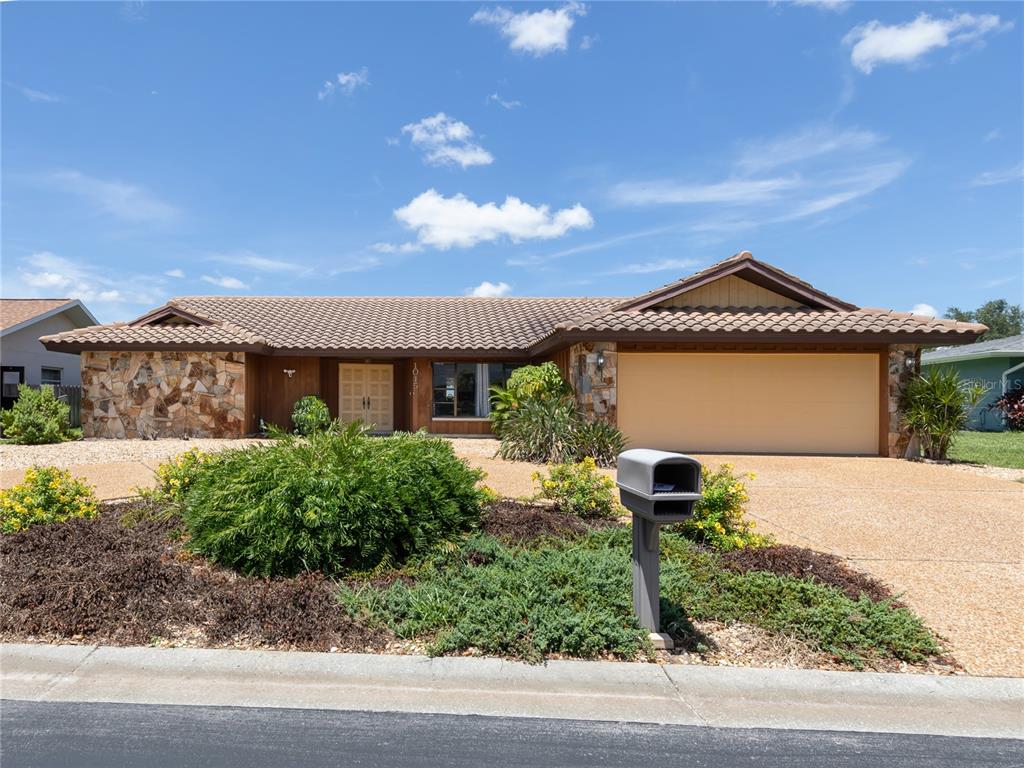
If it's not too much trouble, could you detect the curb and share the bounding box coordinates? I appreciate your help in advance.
[2,643,1021,739]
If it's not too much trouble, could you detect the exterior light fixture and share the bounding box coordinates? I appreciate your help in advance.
[596,351,605,372]
[283,368,296,378]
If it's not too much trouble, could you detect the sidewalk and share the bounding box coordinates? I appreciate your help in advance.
[3,644,1021,740]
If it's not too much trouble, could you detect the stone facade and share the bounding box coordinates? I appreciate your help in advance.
[887,344,920,458]
[81,351,247,439]
[568,341,618,424]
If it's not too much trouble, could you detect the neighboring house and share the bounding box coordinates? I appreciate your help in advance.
[41,252,986,455]
[921,334,1024,431]
[0,298,98,410]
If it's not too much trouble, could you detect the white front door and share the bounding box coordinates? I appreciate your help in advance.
[338,363,394,432]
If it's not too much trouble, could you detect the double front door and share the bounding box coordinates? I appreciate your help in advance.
[339,363,393,432]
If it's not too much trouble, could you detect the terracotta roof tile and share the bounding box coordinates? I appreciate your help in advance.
[0,298,74,332]
[40,319,269,348]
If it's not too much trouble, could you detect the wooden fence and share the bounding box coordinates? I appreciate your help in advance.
[23,384,82,428]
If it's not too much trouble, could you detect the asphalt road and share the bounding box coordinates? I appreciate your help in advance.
[2,700,1020,768]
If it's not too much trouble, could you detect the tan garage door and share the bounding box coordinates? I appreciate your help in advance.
[618,353,880,455]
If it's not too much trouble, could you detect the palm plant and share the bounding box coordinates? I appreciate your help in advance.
[899,367,988,460]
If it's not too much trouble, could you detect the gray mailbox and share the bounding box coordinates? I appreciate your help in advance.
[616,449,702,649]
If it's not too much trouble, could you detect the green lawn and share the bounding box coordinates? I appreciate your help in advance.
[948,431,1024,469]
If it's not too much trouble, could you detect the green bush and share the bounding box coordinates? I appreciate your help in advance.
[533,457,619,518]
[292,395,332,435]
[137,449,213,508]
[497,398,625,466]
[182,425,486,577]
[489,362,572,436]
[674,463,770,551]
[900,367,988,460]
[1,385,73,445]
[1,466,98,534]
[341,528,941,666]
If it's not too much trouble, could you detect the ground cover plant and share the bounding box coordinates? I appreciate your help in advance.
[182,424,485,577]
[946,430,1024,469]
[0,466,97,534]
[0,385,75,445]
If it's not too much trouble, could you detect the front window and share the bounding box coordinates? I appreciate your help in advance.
[432,362,524,418]
[41,367,62,387]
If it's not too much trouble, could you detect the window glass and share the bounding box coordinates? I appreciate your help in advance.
[432,362,526,418]
[487,363,523,391]
[41,367,62,387]
[432,363,456,417]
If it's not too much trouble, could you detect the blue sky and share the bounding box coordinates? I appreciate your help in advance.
[2,1,1021,323]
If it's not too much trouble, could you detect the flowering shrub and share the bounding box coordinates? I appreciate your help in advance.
[1,466,97,534]
[139,449,213,506]
[989,386,1024,431]
[533,457,619,519]
[675,464,769,551]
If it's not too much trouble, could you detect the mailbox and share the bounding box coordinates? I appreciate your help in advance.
[615,449,702,522]
[617,449,703,649]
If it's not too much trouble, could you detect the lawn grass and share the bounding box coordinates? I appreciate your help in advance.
[948,430,1024,469]
[339,528,941,667]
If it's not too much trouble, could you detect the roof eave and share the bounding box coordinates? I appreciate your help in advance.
[41,340,271,355]
[0,299,98,338]
[922,349,1024,365]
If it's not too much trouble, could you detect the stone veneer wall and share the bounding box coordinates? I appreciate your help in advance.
[567,341,618,424]
[887,344,920,458]
[81,351,246,439]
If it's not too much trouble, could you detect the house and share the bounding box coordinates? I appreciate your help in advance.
[921,334,1024,431]
[41,252,986,455]
[0,298,98,410]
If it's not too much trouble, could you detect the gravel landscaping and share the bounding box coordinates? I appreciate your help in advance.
[0,438,262,470]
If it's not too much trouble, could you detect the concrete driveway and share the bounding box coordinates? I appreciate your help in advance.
[2,438,1021,676]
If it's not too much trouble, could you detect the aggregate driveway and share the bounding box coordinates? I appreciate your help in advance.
[2,438,1021,676]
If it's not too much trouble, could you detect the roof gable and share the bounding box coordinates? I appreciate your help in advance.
[130,303,215,327]
[0,298,98,336]
[651,274,804,309]
[614,251,858,312]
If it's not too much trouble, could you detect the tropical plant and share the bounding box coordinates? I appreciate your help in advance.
[900,367,988,459]
[182,425,486,577]
[674,463,769,551]
[496,397,625,466]
[1,385,74,445]
[291,395,332,435]
[989,386,1024,431]
[533,457,619,519]
[1,466,98,534]
[489,362,572,435]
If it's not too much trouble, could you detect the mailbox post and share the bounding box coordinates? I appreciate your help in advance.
[616,449,702,650]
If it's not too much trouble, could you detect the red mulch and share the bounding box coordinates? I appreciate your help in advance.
[480,500,620,543]
[718,544,899,604]
[0,501,392,651]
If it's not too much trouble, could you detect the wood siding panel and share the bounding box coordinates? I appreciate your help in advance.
[430,419,494,435]
[655,275,802,309]
[256,356,320,430]
[244,353,264,434]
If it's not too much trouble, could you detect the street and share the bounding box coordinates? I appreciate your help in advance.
[2,700,1020,768]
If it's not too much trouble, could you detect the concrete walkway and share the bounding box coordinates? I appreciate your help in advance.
[3,644,1021,740]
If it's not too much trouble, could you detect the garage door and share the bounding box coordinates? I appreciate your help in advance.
[618,353,880,455]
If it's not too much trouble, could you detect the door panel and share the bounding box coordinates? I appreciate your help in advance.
[338,363,394,432]
[339,364,367,424]
[618,353,879,455]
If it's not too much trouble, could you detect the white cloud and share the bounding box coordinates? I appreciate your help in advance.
[7,83,61,103]
[602,258,700,275]
[466,280,512,297]
[45,170,179,223]
[389,189,593,251]
[969,163,1024,188]
[200,274,249,290]
[736,125,882,174]
[13,251,165,309]
[579,33,598,50]
[910,303,938,317]
[983,128,1002,143]
[610,177,799,206]
[485,92,522,109]
[471,2,586,56]
[164,268,185,278]
[401,113,494,169]
[371,242,423,254]
[329,255,384,275]
[211,250,306,273]
[317,68,369,100]
[789,0,850,11]
[507,224,682,268]
[844,13,1012,74]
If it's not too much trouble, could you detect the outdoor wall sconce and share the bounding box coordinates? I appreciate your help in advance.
[596,350,605,372]
[904,353,917,373]
[283,368,296,378]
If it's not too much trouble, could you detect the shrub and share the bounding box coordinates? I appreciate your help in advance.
[292,395,332,435]
[489,362,572,436]
[533,457,618,518]
[1,466,97,534]
[674,463,769,551]
[138,449,213,507]
[497,398,625,466]
[900,368,988,459]
[989,386,1024,431]
[182,425,486,577]
[1,385,73,445]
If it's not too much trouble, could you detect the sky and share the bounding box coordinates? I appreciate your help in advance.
[2,1,1022,324]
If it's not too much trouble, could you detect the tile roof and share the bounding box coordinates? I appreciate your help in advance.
[555,306,986,339]
[40,319,269,349]
[922,333,1024,362]
[0,298,74,332]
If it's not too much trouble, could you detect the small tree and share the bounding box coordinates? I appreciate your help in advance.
[900,368,988,460]
[1,385,73,445]
[945,300,1022,341]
